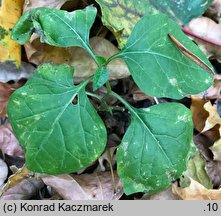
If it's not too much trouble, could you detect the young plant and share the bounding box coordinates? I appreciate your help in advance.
[8,5,213,195]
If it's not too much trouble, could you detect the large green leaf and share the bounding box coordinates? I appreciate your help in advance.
[96,0,212,47]
[116,102,193,195]
[7,63,107,174]
[110,13,213,99]
[11,6,96,56]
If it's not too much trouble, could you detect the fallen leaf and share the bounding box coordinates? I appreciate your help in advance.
[218,99,221,116]
[206,161,221,187]
[0,80,26,117]
[203,101,221,132]
[211,0,221,12]
[25,36,130,81]
[193,128,219,161]
[96,0,212,48]
[0,178,44,200]
[0,83,14,117]
[0,61,35,83]
[0,0,24,66]
[22,0,75,68]
[184,16,221,62]
[0,159,8,189]
[172,178,221,200]
[71,37,130,81]
[190,96,208,132]
[24,35,72,66]
[0,123,24,157]
[210,141,221,161]
[184,151,212,189]
[23,0,71,12]
[1,166,32,194]
[42,171,123,200]
[141,187,179,200]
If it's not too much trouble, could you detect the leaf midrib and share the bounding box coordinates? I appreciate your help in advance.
[130,108,174,167]
[51,11,89,50]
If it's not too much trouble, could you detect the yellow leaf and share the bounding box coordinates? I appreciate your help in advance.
[0,0,24,66]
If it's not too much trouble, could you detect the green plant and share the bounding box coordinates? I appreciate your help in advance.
[8,5,213,195]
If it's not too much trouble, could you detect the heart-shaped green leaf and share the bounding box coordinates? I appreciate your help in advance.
[116,102,193,195]
[7,63,107,174]
[110,13,213,99]
[11,6,96,55]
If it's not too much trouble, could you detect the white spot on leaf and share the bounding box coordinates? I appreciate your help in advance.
[21,92,27,96]
[169,78,178,86]
[13,100,20,105]
[204,78,211,84]
[176,114,189,123]
[34,115,41,121]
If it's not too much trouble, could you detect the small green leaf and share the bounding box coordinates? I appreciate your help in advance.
[111,13,213,99]
[93,66,109,91]
[11,6,96,54]
[96,0,212,47]
[7,63,107,174]
[117,102,193,195]
[95,56,106,65]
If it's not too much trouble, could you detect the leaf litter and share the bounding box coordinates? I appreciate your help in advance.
[2,0,221,200]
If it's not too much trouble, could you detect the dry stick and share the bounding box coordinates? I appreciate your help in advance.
[168,33,215,75]
[106,148,116,193]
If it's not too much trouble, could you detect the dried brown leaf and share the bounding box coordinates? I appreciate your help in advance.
[210,140,221,161]
[23,0,71,12]
[24,35,72,66]
[184,17,221,62]
[0,159,8,189]
[25,35,130,81]
[0,178,44,200]
[42,171,123,200]
[190,96,208,132]
[206,160,221,187]
[203,101,221,132]
[0,123,24,157]
[71,37,130,81]
[193,127,219,161]
[0,83,14,117]
[141,187,179,200]
[2,166,32,192]
[172,178,221,200]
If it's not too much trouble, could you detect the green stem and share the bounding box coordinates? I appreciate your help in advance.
[105,51,123,66]
[105,81,112,95]
[87,47,100,66]
[86,92,102,101]
[110,91,135,114]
